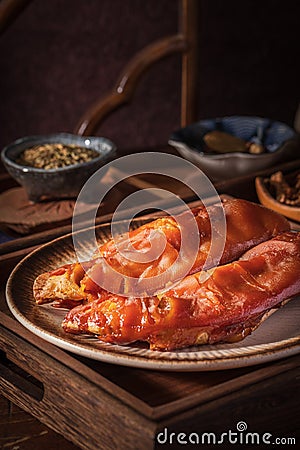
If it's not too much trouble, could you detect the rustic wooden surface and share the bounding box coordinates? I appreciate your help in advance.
[0,395,80,450]
[0,187,91,235]
[1,366,299,450]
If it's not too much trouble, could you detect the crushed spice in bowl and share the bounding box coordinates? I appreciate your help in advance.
[1,133,116,202]
[267,171,300,206]
[255,170,300,222]
[16,143,99,169]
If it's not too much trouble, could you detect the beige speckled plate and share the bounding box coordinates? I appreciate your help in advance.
[5,221,300,371]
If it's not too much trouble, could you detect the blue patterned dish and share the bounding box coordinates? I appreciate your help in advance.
[169,116,298,181]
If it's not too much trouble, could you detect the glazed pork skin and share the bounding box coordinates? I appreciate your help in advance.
[33,198,290,304]
[62,232,300,351]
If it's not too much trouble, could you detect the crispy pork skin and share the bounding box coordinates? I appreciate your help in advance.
[62,232,300,351]
[33,199,290,305]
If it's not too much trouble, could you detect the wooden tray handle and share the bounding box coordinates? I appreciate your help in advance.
[0,348,44,402]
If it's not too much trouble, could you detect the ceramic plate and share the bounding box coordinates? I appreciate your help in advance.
[6,221,300,371]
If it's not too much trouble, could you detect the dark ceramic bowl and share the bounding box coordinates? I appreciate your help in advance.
[169,116,299,181]
[1,133,116,202]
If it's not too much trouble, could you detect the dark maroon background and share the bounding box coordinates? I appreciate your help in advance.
[0,0,299,155]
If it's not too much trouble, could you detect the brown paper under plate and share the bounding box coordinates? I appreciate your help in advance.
[0,187,97,235]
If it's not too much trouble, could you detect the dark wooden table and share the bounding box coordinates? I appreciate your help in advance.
[1,158,300,450]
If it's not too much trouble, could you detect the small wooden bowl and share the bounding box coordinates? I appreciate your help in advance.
[255,176,300,222]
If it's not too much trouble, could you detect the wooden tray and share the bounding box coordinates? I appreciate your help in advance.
[0,235,299,448]
[1,160,300,449]
[0,253,299,449]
